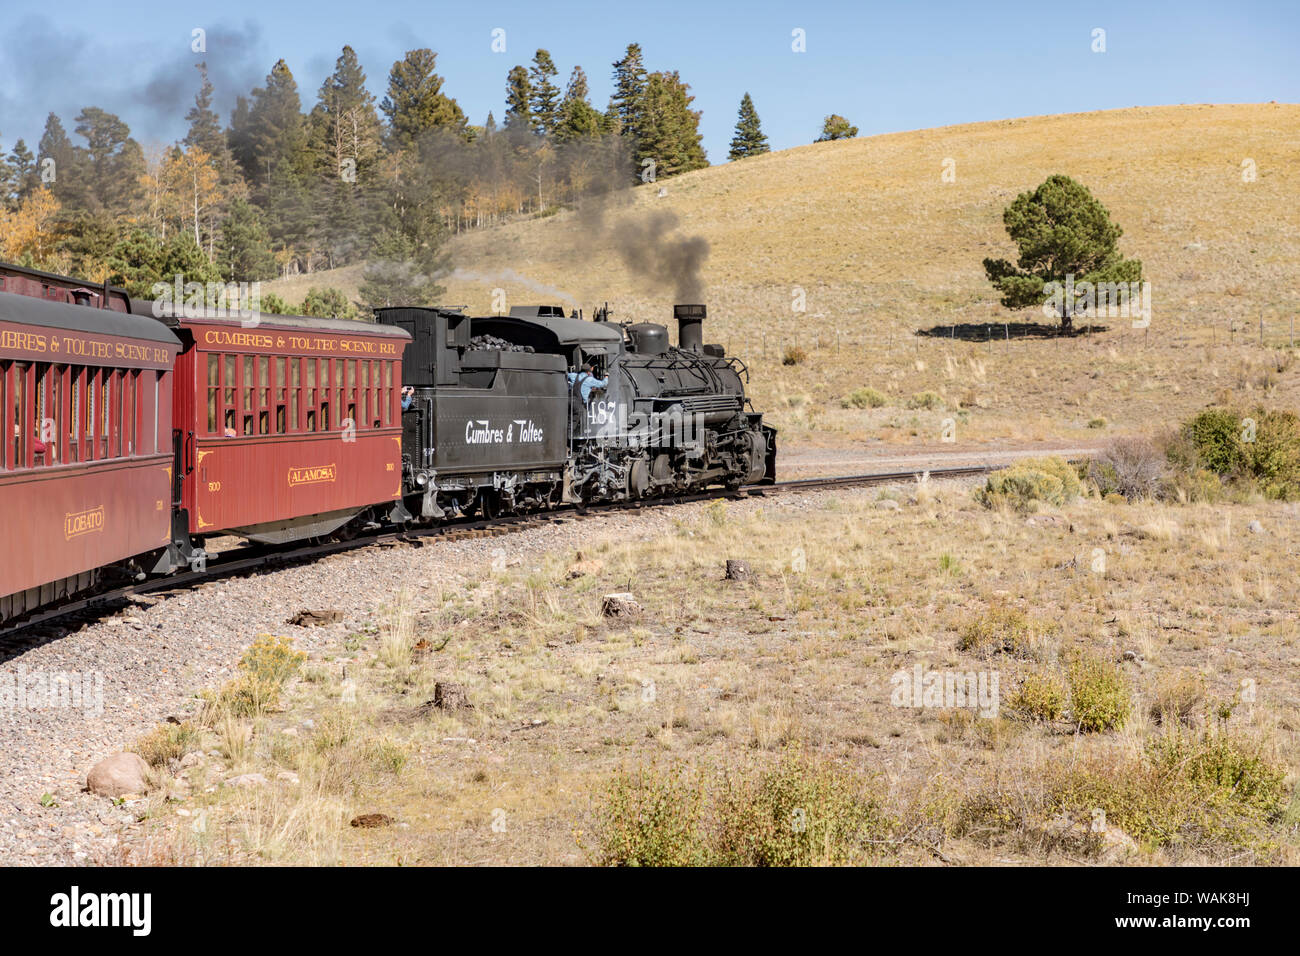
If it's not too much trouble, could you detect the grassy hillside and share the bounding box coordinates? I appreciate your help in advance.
[270,104,1300,447]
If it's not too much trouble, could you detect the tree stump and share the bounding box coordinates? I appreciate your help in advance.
[724,560,751,581]
[433,682,473,712]
[601,593,642,618]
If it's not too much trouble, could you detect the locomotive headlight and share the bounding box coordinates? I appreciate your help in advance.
[415,472,428,486]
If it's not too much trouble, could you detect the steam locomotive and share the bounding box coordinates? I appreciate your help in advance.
[0,260,775,624]
[380,302,776,523]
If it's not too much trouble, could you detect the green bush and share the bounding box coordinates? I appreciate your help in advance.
[1178,407,1246,475]
[958,604,1056,658]
[1066,653,1130,733]
[841,386,888,409]
[907,390,944,410]
[300,287,357,319]
[592,763,708,866]
[975,456,1079,512]
[1010,670,1067,721]
[1245,408,1300,499]
[590,749,893,866]
[712,749,890,866]
[1165,406,1300,500]
[1020,456,1083,499]
[960,729,1290,855]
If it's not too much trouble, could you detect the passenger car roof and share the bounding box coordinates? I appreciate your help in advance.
[133,300,409,337]
[0,289,181,345]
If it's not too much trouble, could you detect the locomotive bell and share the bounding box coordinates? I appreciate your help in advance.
[674,303,705,352]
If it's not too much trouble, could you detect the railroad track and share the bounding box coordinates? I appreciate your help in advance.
[0,463,996,643]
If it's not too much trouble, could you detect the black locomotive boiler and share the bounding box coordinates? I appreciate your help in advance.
[378,302,776,521]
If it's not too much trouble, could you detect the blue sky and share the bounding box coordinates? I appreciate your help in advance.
[1,0,1296,161]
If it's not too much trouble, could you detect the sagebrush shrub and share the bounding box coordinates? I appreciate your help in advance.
[1066,653,1130,733]
[841,386,887,409]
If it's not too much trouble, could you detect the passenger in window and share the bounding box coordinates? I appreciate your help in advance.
[14,423,53,459]
[224,411,237,438]
[401,385,415,411]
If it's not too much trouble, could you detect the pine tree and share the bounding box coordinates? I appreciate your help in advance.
[637,71,707,179]
[185,64,223,156]
[610,44,648,140]
[529,50,561,135]
[8,139,37,200]
[106,227,165,297]
[728,93,769,160]
[38,113,88,211]
[554,66,602,144]
[241,60,308,190]
[73,107,144,215]
[380,49,467,148]
[227,96,255,178]
[983,174,1142,332]
[216,197,277,281]
[306,45,383,267]
[503,66,533,133]
[186,62,238,184]
[816,114,858,142]
[565,67,589,106]
[484,112,497,135]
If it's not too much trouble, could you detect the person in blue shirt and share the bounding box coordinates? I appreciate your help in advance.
[401,385,415,411]
[566,362,608,404]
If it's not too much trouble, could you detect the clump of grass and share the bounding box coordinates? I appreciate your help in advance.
[1053,730,1288,851]
[136,721,201,768]
[1087,417,1107,429]
[958,604,1056,659]
[589,748,894,866]
[1149,669,1206,727]
[201,635,306,721]
[1009,670,1067,721]
[841,386,887,409]
[956,729,1289,856]
[704,500,728,527]
[907,390,944,410]
[1066,653,1130,733]
[782,346,807,366]
[712,749,891,866]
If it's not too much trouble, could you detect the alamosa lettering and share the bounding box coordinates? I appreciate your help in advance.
[464,419,545,444]
[288,464,337,487]
[64,506,105,540]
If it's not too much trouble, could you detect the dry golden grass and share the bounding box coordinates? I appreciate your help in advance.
[123,480,1300,866]
[269,104,1300,449]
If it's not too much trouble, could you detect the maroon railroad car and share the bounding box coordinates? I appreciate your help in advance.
[162,311,410,550]
[0,288,181,620]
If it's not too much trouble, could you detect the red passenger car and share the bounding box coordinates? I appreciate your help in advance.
[0,288,181,621]
[163,312,410,549]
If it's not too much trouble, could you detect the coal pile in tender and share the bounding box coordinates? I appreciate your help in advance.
[468,334,535,353]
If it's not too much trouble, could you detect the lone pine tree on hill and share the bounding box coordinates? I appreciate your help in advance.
[728,93,769,160]
[983,174,1143,332]
[816,114,858,141]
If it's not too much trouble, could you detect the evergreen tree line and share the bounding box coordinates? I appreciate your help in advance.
[0,42,736,310]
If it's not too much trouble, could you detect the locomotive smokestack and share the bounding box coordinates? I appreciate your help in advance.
[674,303,705,352]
